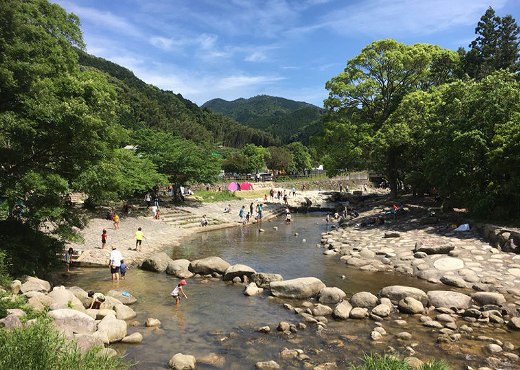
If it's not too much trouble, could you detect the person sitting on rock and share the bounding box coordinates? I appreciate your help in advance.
[88,290,106,309]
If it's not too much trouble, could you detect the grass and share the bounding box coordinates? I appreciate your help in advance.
[0,317,132,370]
[192,190,239,203]
[349,354,452,370]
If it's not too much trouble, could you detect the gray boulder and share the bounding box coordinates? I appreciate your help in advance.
[189,256,230,275]
[244,283,264,296]
[318,287,346,304]
[350,307,369,319]
[414,239,454,255]
[114,303,137,320]
[251,273,283,288]
[26,291,56,311]
[74,333,105,352]
[310,304,333,316]
[97,314,127,343]
[471,292,506,306]
[427,291,472,309]
[332,301,352,320]
[106,290,137,305]
[379,285,428,305]
[398,297,425,314]
[166,259,193,278]
[350,291,378,308]
[48,286,84,311]
[223,264,256,282]
[121,332,143,344]
[169,353,196,370]
[20,276,51,294]
[141,252,173,272]
[270,277,325,299]
[48,308,96,334]
[371,303,391,317]
[0,314,23,330]
[10,280,21,295]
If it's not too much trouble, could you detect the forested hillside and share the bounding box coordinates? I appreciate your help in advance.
[77,51,279,148]
[203,95,323,144]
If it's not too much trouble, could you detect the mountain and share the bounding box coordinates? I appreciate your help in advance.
[76,50,279,148]
[202,95,324,144]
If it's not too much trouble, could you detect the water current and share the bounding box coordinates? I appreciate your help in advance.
[61,213,520,369]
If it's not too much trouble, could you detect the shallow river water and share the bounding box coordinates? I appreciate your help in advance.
[62,213,520,369]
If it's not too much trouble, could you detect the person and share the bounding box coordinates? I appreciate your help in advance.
[113,213,120,230]
[201,215,208,227]
[263,194,267,202]
[101,229,107,249]
[88,290,105,309]
[151,204,158,218]
[249,202,254,217]
[223,204,231,213]
[239,205,245,224]
[171,280,188,305]
[256,203,263,221]
[63,247,74,272]
[109,245,123,281]
[325,214,330,223]
[122,202,131,214]
[155,208,161,220]
[245,212,250,223]
[144,192,152,207]
[285,212,292,223]
[120,260,127,280]
[283,193,288,205]
[135,227,144,251]
[292,187,296,197]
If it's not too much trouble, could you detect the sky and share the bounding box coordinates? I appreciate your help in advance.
[52,0,519,108]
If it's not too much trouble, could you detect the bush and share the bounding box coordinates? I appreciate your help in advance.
[0,317,131,370]
[0,250,11,288]
[349,354,452,370]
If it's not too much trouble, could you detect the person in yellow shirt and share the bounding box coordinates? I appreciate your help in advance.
[134,227,145,251]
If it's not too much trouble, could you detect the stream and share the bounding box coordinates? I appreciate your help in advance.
[61,213,520,369]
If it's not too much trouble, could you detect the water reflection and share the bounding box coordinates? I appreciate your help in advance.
[62,214,520,369]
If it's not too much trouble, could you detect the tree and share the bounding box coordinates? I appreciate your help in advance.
[266,146,292,174]
[286,141,312,175]
[222,152,250,174]
[241,144,268,174]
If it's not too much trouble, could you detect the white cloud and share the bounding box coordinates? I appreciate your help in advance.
[150,36,174,50]
[245,51,267,62]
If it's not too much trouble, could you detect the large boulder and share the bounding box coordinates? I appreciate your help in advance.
[318,287,346,304]
[48,286,84,311]
[26,291,56,311]
[189,257,230,275]
[414,239,455,255]
[471,292,506,306]
[169,353,196,370]
[114,303,137,320]
[97,314,127,343]
[427,291,472,309]
[166,259,193,278]
[20,276,51,294]
[223,264,256,282]
[379,286,428,305]
[0,314,23,330]
[106,290,137,305]
[350,292,378,308]
[141,252,173,272]
[251,273,283,288]
[398,297,425,314]
[74,333,105,352]
[48,308,96,334]
[270,277,325,299]
[244,283,264,296]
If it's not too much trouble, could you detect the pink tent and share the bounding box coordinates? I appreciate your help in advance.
[227,182,239,191]
[240,181,253,190]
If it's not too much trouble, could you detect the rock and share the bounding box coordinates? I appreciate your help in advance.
[244,282,264,296]
[257,326,271,333]
[396,332,412,340]
[198,353,225,368]
[350,291,378,308]
[0,314,23,330]
[405,357,424,369]
[106,290,137,305]
[427,291,472,310]
[74,333,105,352]
[333,301,353,320]
[350,307,369,319]
[311,304,333,316]
[507,317,520,330]
[270,277,325,299]
[121,332,143,344]
[145,318,161,327]
[472,292,506,306]
[189,256,230,275]
[166,259,193,278]
[97,314,127,343]
[371,303,391,317]
[277,321,290,332]
[398,297,425,314]
[10,280,21,295]
[20,276,51,294]
[433,257,464,271]
[314,362,338,370]
[169,353,196,370]
[98,347,118,358]
[25,291,55,311]
[255,360,280,369]
[384,232,400,238]
[379,286,428,305]
[48,308,96,334]
[114,303,137,320]
[440,275,467,288]
[414,239,455,255]
[223,264,256,281]
[141,252,173,272]
[48,286,85,311]
[319,287,346,304]
[279,348,301,359]
[251,273,283,289]
[483,343,503,354]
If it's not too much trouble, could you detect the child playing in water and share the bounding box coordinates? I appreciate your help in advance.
[101,229,107,249]
[170,279,188,305]
[120,260,127,280]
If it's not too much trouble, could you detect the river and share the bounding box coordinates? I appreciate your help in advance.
[61,213,520,369]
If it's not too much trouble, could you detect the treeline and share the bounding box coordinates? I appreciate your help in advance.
[312,7,520,218]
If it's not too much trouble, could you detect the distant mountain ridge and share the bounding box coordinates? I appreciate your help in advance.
[202,95,323,144]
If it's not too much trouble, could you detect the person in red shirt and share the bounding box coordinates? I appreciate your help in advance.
[101,229,107,249]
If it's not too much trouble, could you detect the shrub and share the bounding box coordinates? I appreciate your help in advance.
[349,354,452,370]
[0,317,131,370]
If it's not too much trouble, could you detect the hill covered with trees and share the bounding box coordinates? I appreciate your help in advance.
[202,95,323,144]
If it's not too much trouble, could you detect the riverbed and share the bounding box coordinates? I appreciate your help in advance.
[61,213,520,369]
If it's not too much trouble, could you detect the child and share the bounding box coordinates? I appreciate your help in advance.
[63,247,74,272]
[120,260,127,280]
[101,229,107,249]
[245,212,250,223]
[87,290,106,309]
[170,280,188,305]
[113,213,120,230]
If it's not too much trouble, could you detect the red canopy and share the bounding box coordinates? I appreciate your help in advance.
[240,181,253,190]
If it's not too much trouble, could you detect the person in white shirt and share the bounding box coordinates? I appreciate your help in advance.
[109,246,123,281]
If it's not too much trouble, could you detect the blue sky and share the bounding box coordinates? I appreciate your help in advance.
[53,0,518,107]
